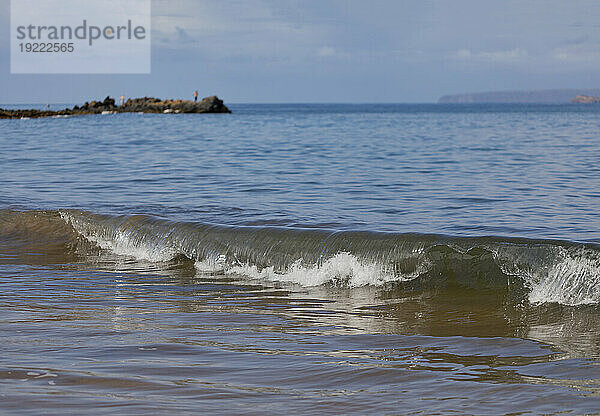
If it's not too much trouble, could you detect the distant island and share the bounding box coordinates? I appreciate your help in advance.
[570,95,600,104]
[439,89,600,104]
[0,95,231,119]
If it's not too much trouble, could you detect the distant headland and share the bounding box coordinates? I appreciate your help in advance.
[0,95,231,119]
[438,89,600,104]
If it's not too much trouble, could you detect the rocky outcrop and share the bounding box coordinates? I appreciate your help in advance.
[120,96,230,113]
[0,95,231,119]
[571,95,600,104]
[77,96,117,112]
[0,109,73,119]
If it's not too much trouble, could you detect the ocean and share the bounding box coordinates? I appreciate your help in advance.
[1,103,600,414]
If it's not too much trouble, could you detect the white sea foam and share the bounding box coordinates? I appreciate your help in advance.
[83,231,176,262]
[220,252,411,288]
[61,211,176,262]
[528,250,600,306]
[194,255,228,274]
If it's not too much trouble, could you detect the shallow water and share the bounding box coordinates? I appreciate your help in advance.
[1,104,600,414]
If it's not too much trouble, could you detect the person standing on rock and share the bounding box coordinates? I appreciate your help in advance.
[193,90,198,102]
[120,95,125,106]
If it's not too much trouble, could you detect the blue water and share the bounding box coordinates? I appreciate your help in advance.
[2,103,600,241]
[2,103,600,414]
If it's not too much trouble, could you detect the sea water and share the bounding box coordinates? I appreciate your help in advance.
[1,104,600,414]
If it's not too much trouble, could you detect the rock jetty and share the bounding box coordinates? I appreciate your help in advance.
[0,95,231,119]
[571,95,600,104]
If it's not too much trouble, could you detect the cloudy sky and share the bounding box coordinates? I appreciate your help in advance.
[1,0,600,103]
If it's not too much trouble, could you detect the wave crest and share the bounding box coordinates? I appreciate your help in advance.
[45,210,600,305]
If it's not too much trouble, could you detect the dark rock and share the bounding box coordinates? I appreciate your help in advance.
[103,96,114,106]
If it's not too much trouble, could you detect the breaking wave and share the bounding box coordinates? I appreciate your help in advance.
[2,209,600,306]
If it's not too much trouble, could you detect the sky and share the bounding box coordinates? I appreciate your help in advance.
[1,0,600,103]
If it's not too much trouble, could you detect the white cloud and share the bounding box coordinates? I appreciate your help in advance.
[480,48,527,62]
[316,46,335,57]
[455,49,471,59]
[452,48,528,63]
[552,45,600,62]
